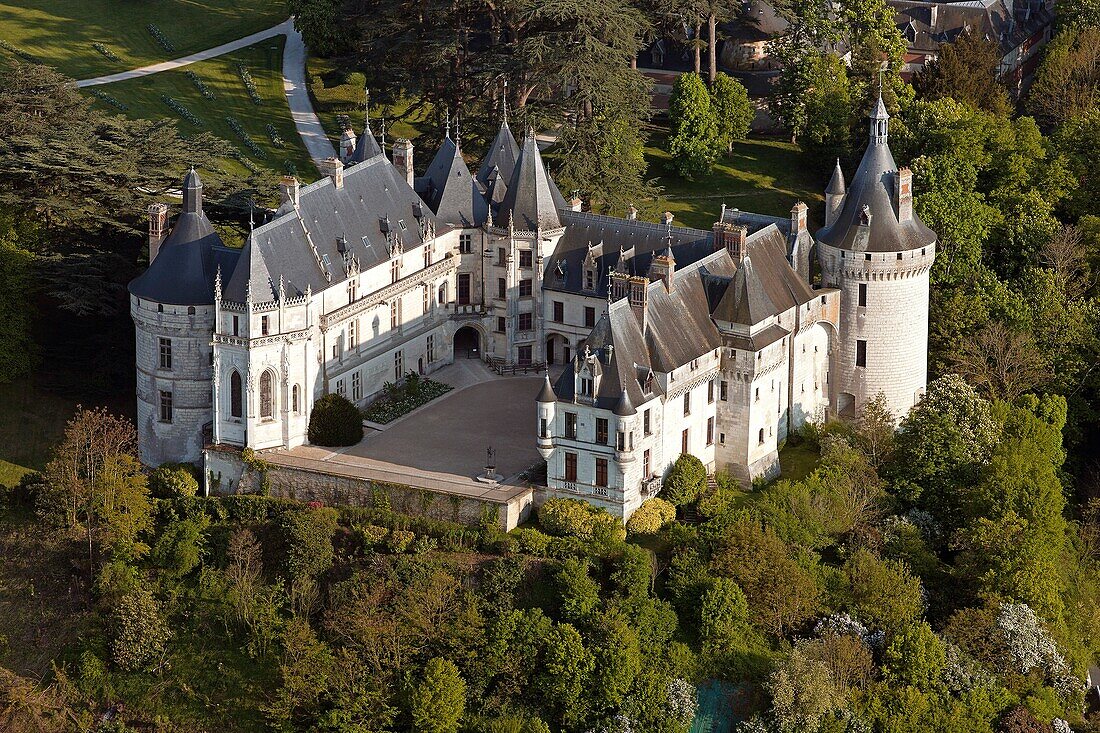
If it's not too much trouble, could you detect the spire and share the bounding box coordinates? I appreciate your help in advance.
[182,167,202,214]
[502,79,509,128]
[826,158,846,195]
[444,108,451,140]
[870,85,890,146]
[363,83,371,132]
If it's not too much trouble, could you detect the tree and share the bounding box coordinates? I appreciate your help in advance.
[588,610,642,712]
[948,321,1050,401]
[1057,0,1100,29]
[0,215,35,383]
[410,657,466,733]
[1028,26,1100,128]
[662,453,707,506]
[913,29,1011,116]
[766,0,840,138]
[555,558,601,622]
[1053,108,1100,220]
[699,577,751,653]
[840,549,924,632]
[110,586,172,672]
[308,393,364,446]
[667,72,721,179]
[710,73,754,153]
[39,408,152,577]
[797,53,853,167]
[882,622,946,690]
[767,647,846,732]
[264,618,334,731]
[625,498,676,535]
[539,623,594,727]
[854,392,896,468]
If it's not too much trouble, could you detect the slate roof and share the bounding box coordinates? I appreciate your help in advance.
[350,122,382,163]
[129,169,240,306]
[891,0,1053,56]
[826,159,847,195]
[545,211,716,297]
[419,135,488,228]
[477,121,520,200]
[224,155,435,303]
[815,111,937,253]
[497,131,564,230]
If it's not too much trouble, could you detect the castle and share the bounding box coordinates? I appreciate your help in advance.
[129,96,935,520]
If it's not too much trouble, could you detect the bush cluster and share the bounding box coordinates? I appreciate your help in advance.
[626,498,677,535]
[662,454,707,506]
[308,393,364,446]
[363,372,453,424]
[537,498,626,543]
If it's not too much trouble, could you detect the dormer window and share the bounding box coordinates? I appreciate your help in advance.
[584,268,595,291]
[581,377,593,397]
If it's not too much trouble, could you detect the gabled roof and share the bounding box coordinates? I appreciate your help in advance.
[420,135,488,228]
[497,131,563,230]
[224,156,436,303]
[128,169,239,306]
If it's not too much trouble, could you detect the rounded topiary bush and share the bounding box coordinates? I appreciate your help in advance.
[308,393,364,446]
[149,463,200,499]
[626,498,677,535]
[662,454,707,506]
[537,497,626,542]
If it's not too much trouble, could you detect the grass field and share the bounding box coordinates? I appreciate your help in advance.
[646,128,826,231]
[87,37,316,179]
[0,380,78,478]
[0,0,287,80]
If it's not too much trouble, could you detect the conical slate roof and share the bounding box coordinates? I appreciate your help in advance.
[350,123,382,163]
[826,158,846,195]
[477,121,520,188]
[499,131,562,230]
[422,135,488,227]
[129,169,229,305]
[536,375,556,403]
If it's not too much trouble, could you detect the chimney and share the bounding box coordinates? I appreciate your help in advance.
[321,157,344,189]
[148,202,169,264]
[790,201,808,235]
[570,196,583,212]
[628,205,638,221]
[339,128,356,163]
[280,176,300,208]
[713,222,748,262]
[896,167,913,222]
[650,248,676,291]
[629,277,648,332]
[392,138,415,188]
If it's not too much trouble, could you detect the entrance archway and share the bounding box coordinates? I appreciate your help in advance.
[454,326,480,359]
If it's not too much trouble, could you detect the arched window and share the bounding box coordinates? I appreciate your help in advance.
[230,371,243,418]
[758,428,764,445]
[187,306,196,316]
[260,371,275,420]
[292,384,301,414]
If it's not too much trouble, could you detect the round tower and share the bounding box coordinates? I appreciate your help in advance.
[536,376,557,460]
[814,97,937,420]
[128,169,224,466]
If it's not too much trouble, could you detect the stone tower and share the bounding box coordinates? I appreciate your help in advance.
[814,96,937,419]
[128,169,231,465]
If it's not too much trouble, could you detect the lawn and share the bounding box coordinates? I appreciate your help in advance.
[0,0,287,80]
[778,440,820,482]
[646,126,827,231]
[87,37,316,179]
[0,379,78,477]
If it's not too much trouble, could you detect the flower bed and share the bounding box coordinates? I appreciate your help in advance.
[362,373,453,424]
[90,89,128,111]
[185,70,216,100]
[266,123,284,147]
[224,115,267,158]
[146,24,175,53]
[231,150,262,174]
[161,95,201,126]
[92,42,120,62]
[0,39,37,63]
[236,63,262,105]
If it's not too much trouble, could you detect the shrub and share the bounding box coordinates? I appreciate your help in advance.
[276,508,338,582]
[411,535,438,554]
[626,498,677,535]
[662,454,707,506]
[110,587,171,671]
[538,498,626,545]
[219,494,297,522]
[149,463,199,499]
[513,526,551,555]
[357,523,388,547]
[387,529,415,553]
[308,393,364,446]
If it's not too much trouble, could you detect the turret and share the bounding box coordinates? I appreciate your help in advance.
[825,159,846,228]
[536,376,556,460]
[613,390,636,466]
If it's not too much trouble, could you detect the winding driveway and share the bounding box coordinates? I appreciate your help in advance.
[75,18,336,169]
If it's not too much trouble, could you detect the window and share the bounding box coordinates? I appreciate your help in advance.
[188,306,195,316]
[681,429,689,454]
[858,283,867,307]
[292,384,300,414]
[423,285,430,314]
[565,412,577,439]
[438,281,448,304]
[643,409,651,435]
[897,252,903,261]
[708,379,715,403]
[720,380,728,401]
[584,307,596,328]
[519,312,533,331]
[758,428,765,445]
[519,279,532,297]
[348,319,358,349]
[352,372,362,401]
[459,233,472,253]
[391,258,400,283]
[565,452,578,481]
[755,387,760,402]
[159,390,173,423]
[260,371,274,419]
[497,247,507,266]
[260,315,269,336]
[347,278,357,302]
[496,316,506,333]
[584,268,595,290]
[390,299,401,329]
[230,371,242,418]
[707,417,715,445]
[596,418,608,445]
[856,339,867,367]
[232,315,239,336]
[643,449,651,477]
[332,344,339,360]
[427,335,435,363]
[540,417,549,438]
[457,274,470,304]
[518,345,532,364]
[864,253,871,261]
[519,250,533,268]
[580,377,593,397]
[617,430,626,451]
[336,379,346,397]
[497,278,507,299]
[683,392,691,416]
[553,301,564,323]
[158,337,172,369]
[394,350,405,380]
[424,245,433,268]
[595,458,608,488]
